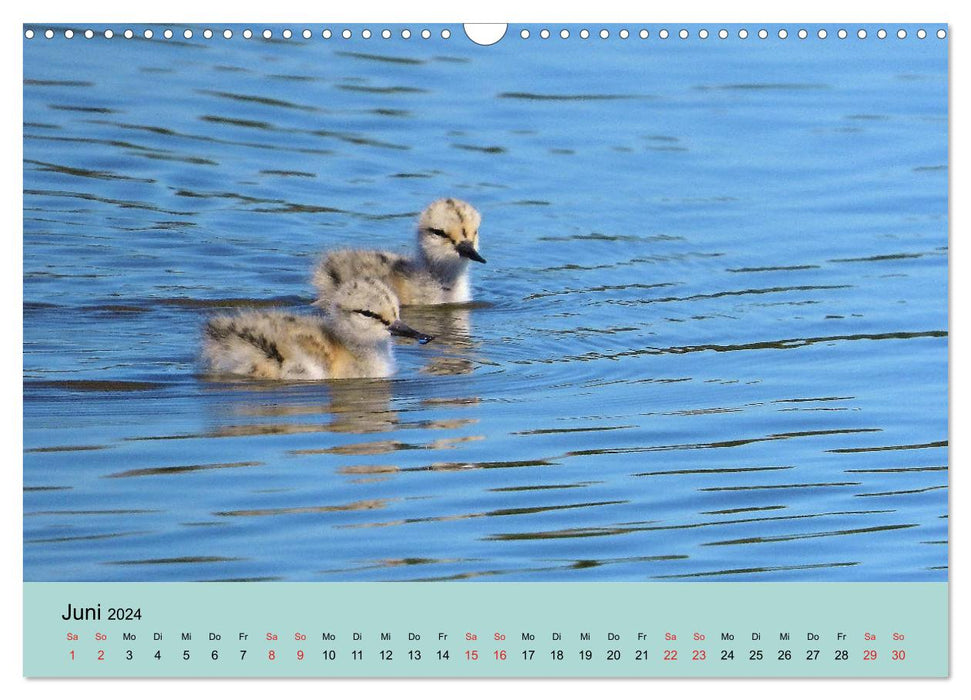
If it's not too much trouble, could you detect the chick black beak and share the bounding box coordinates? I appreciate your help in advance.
[389,319,434,345]
[455,240,486,263]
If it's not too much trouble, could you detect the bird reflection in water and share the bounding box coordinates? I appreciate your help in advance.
[206,377,482,447]
[215,378,399,436]
[400,303,485,376]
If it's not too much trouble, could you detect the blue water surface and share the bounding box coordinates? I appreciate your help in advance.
[23,24,948,581]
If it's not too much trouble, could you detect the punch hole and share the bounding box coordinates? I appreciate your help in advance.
[838,29,847,39]
[917,29,926,39]
[203,29,213,39]
[420,29,430,39]
[619,29,629,39]
[262,29,272,39]
[659,29,669,39]
[382,29,391,39]
[282,29,293,39]
[877,29,887,39]
[857,29,867,39]
[540,29,550,39]
[464,24,506,46]
[242,29,252,39]
[580,29,590,39]
[363,29,373,39]
[65,29,74,39]
[43,29,53,39]
[143,29,153,39]
[342,29,352,39]
[85,29,95,39]
[639,29,648,39]
[758,29,768,39]
[105,29,114,39]
[936,29,946,39]
[738,29,748,39]
[25,29,34,39]
[679,29,689,39]
[224,29,233,39]
[897,29,906,39]
[442,29,451,39]
[599,29,609,39]
[322,29,332,39]
[124,29,133,39]
[717,29,728,39]
[818,29,827,39]
[520,29,529,39]
[560,29,569,39]
[302,29,312,39]
[778,29,788,39]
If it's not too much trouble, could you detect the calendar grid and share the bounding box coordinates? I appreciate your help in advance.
[25,582,948,677]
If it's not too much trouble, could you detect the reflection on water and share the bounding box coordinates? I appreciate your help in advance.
[23,25,947,582]
[403,304,480,375]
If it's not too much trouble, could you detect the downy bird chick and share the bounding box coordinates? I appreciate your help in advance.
[203,278,432,380]
[313,198,485,306]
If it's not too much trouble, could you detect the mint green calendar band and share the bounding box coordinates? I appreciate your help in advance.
[24,582,947,678]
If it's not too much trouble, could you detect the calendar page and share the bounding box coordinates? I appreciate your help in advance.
[22,21,948,679]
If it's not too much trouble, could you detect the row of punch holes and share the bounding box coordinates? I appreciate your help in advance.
[24,26,948,42]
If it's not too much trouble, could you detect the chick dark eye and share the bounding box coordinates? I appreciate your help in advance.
[354,309,390,326]
[427,228,449,238]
